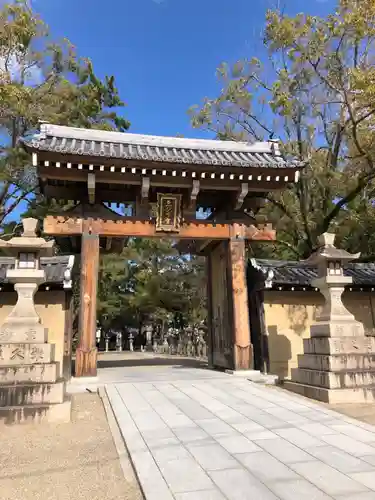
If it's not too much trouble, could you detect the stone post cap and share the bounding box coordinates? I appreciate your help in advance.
[0,217,55,257]
[318,232,335,247]
[22,218,39,238]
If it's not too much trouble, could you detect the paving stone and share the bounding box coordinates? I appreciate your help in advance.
[196,418,237,436]
[107,371,375,500]
[152,445,190,462]
[168,400,215,421]
[145,436,180,450]
[162,413,194,429]
[321,433,375,457]
[158,457,214,494]
[255,437,314,464]
[244,429,279,440]
[361,455,375,466]
[267,478,333,500]
[131,450,174,500]
[186,443,239,471]
[330,424,375,443]
[173,425,212,444]
[298,423,338,437]
[305,445,374,474]
[215,409,252,424]
[246,412,290,429]
[215,435,261,454]
[266,407,314,425]
[132,411,169,432]
[174,490,226,500]
[290,460,370,496]
[234,451,298,482]
[334,493,375,500]
[232,420,266,433]
[350,471,375,490]
[275,427,325,448]
[209,468,278,500]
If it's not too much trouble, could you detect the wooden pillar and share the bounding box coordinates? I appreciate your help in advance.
[228,224,253,370]
[75,230,100,377]
[205,254,214,368]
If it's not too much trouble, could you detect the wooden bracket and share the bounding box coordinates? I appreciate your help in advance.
[189,179,200,208]
[141,177,150,203]
[87,173,95,205]
[235,182,249,209]
[105,237,113,251]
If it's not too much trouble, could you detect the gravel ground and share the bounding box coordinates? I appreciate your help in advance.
[330,402,375,425]
[0,393,143,500]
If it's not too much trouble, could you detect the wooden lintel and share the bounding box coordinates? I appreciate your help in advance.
[190,179,200,208]
[141,176,150,202]
[38,166,293,192]
[87,173,95,204]
[235,182,249,209]
[44,215,276,241]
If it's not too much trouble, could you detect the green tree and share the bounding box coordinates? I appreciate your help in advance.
[0,0,129,223]
[191,0,375,259]
[97,239,207,335]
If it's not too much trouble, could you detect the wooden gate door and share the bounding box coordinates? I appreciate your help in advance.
[207,241,234,370]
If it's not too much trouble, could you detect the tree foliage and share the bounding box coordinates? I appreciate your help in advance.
[97,239,207,334]
[0,0,129,223]
[191,0,375,259]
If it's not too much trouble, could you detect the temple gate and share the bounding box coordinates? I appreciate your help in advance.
[23,123,302,378]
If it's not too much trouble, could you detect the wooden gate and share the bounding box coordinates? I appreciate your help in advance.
[207,241,234,370]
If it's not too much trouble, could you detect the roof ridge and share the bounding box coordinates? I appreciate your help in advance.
[38,123,278,155]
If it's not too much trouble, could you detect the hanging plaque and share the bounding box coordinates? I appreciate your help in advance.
[156,193,182,232]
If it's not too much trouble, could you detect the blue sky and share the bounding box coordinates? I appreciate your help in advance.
[4,0,336,222]
[34,0,336,138]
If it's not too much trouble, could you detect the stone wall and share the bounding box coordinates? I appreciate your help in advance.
[0,290,70,379]
[263,290,375,379]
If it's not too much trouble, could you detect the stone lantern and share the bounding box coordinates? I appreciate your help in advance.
[0,218,70,424]
[308,232,363,338]
[0,218,54,342]
[285,232,375,403]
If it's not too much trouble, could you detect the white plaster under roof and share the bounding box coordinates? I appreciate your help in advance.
[40,123,280,155]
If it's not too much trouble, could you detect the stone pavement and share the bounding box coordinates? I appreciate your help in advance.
[106,367,375,500]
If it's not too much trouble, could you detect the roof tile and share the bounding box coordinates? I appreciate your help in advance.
[22,125,303,170]
[251,259,375,288]
[0,255,74,287]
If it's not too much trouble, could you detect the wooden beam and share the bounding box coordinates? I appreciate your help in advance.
[87,173,95,204]
[43,184,135,204]
[38,166,293,192]
[75,230,99,377]
[44,215,276,241]
[190,179,200,207]
[235,182,249,209]
[36,150,301,182]
[141,176,150,202]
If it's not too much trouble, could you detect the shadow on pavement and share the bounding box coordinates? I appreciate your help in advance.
[97,356,210,370]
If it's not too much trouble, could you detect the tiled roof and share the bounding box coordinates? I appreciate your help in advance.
[22,124,302,169]
[0,255,74,288]
[251,259,375,288]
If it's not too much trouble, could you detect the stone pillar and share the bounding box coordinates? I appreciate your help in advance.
[285,232,375,403]
[75,232,99,378]
[0,218,71,424]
